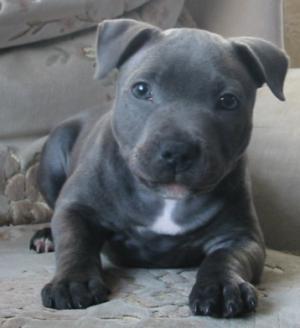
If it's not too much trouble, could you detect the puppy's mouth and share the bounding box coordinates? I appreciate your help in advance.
[136,174,189,200]
[130,158,219,199]
[152,183,190,200]
[135,171,219,199]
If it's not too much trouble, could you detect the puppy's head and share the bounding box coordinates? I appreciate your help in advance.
[95,19,288,199]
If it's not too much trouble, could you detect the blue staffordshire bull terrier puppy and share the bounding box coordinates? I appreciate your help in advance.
[30,19,288,317]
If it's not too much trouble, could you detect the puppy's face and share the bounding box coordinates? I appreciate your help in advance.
[112,30,256,197]
[95,20,288,198]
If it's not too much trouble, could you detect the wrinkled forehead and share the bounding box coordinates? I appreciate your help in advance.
[121,28,249,95]
[161,28,230,64]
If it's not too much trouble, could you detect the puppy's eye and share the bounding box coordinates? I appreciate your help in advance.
[131,82,152,100]
[217,94,239,110]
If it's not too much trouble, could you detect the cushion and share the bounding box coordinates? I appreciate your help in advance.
[0,0,150,49]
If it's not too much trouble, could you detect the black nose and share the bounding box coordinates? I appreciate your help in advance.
[159,141,199,173]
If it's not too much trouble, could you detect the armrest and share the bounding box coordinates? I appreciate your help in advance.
[248,69,300,253]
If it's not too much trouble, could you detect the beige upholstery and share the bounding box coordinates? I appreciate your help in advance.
[0,29,114,142]
[186,0,283,47]
[249,69,300,252]
[0,0,150,49]
[284,0,300,67]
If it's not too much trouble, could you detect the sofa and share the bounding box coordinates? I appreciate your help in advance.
[1,0,300,327]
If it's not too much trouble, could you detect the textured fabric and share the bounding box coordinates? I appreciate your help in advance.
[0,29,114,142]
[284,0,300,67]
[0,0,150,49]
[248,69,300,252]
[0,138,50,226]
[186,0,283,47]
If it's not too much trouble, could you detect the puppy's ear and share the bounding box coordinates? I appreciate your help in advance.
[94,19,161,79]
[230,37,289,100]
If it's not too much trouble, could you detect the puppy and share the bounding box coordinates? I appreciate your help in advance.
[30,19,288,317]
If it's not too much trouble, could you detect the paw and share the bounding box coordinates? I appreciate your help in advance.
[189,280,257,318]
[30,227,54,253]
[42,276,110,309]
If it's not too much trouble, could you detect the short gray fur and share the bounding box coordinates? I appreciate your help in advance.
[31,19,288,318]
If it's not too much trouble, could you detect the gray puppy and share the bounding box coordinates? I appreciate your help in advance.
[30,19,288,317]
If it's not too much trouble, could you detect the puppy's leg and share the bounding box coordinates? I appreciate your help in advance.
[29,118,81,253]
[42,205,111,310]
[189,239,265,318]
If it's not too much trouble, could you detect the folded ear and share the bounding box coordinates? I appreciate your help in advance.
[230,37,289,100]
[94,19,161,80]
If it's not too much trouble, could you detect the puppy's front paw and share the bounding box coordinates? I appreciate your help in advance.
[189,280,257,318]
[30,227,54,253]
[42,276,110,309]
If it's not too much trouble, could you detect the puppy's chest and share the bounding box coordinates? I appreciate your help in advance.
[135,198,222,236]
[107,197,224,265]
[146,199,183,235]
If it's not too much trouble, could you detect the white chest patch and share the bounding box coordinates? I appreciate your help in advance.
[150,200,183,235]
